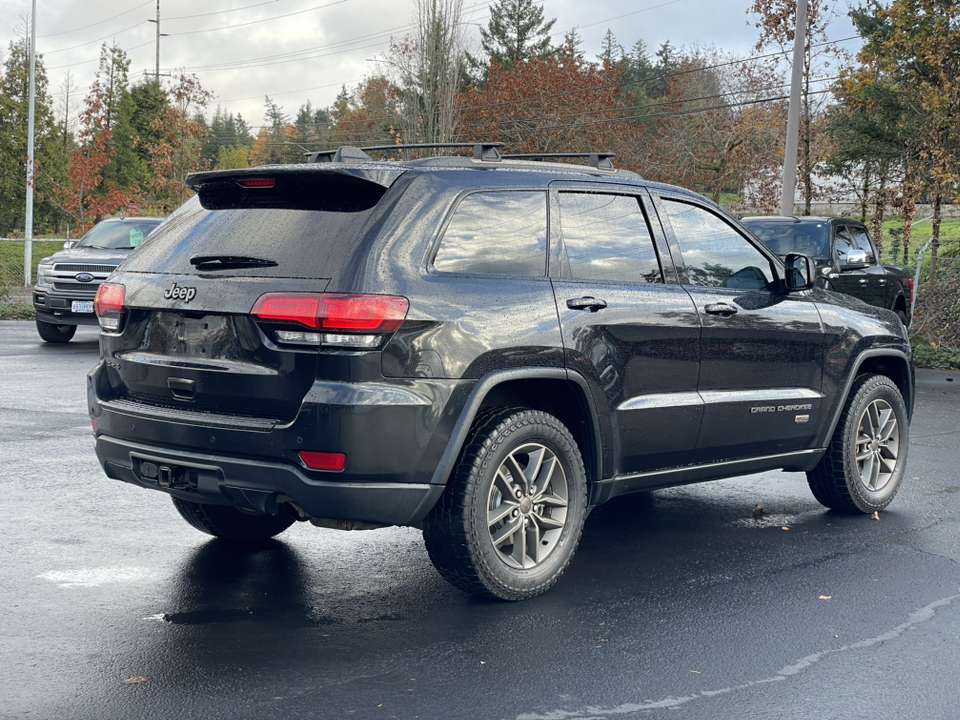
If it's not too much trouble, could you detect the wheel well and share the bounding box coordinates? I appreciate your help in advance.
[856,356,912,417]
[478,379,598,481]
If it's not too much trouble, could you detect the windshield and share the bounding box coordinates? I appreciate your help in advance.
[742,220,830,259]
[76,219,163,250]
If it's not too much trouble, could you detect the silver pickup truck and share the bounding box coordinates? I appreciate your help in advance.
[32,217,163,342]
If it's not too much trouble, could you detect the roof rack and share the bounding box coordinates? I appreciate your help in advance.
[500,152,617,171]
[305,142,505,164]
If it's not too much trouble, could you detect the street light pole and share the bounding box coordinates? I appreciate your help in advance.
[23,0,37,287]
[781,0,808,217]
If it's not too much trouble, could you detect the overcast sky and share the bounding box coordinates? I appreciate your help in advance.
[0,0,859,133]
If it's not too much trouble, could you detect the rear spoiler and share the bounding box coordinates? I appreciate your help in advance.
[185,165,407,192]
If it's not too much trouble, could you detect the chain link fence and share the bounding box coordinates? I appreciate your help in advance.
[910,246,960,366]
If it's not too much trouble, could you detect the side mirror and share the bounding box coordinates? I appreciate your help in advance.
[62,240,77,249]
[784,252,814,292]
[839,248,869,270]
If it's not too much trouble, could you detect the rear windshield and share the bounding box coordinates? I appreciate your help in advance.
[121,175,386,278]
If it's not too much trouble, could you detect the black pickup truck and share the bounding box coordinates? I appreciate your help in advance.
[741,216,913,325]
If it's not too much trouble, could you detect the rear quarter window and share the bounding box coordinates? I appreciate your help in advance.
[432,191,548,276]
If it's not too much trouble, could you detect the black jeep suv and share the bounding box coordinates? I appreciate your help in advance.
[88,144,913,600]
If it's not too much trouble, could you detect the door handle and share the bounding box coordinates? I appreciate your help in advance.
[704,302,738,316]
[566,297,608,312]
[859,279,868,284]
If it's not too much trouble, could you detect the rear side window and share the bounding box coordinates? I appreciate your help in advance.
[120,174,386,278]
[558,192,662,283]
[433,191,547,276]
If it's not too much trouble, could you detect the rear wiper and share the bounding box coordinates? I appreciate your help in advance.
[189,254,279,271]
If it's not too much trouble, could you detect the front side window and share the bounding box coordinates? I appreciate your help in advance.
[851,226,877,264]
[662,199,774,290]
[433,191,548,276]
[558,192,662,283]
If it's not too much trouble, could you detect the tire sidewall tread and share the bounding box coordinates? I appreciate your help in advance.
[807,374,909,513]
[424,408,587,601]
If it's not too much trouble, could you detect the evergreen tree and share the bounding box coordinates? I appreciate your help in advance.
[129,79,168,189]
[467,0,557,85]
[91,44,142,193]
[0,36,67,235]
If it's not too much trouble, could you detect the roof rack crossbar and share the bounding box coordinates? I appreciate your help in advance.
[304,146,373,163]
[305,142,504,163]
[501,152,617,171]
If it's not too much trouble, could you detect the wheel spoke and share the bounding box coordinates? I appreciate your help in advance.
[877,449,898,475]
[494,468,517,504]
[488,501,516,527]
[535,491,568,509]
[523,446,546,489]
[509,522,527,567]
[533,512,564,531]
[876,412,897,443]
[504,454,527,490]
[491,516,522,548]
[527,521,542,565]
[866,402,882,436]
[531,454,558,496]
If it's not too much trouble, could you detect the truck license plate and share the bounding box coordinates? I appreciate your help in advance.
[71,301,94,313]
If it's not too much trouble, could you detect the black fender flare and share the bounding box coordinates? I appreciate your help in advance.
[820,348,914,448]
[428,367,605,487]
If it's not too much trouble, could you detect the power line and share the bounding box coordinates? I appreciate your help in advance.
[165,0,281,21]
[44,20,150,55]
[165,0,351,38]
[38,0,153,38]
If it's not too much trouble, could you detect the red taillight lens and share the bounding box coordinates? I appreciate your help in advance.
[298,451,346,472]
[252,293,409,333]
[95,282,126,316]
[904,278,915,303]
[95,283,127,331]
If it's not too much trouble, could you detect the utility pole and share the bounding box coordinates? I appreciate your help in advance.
[23,0,37,287]
[780,0,808,217]
[148,0,164,85]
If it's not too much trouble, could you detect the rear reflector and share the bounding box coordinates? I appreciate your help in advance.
[252,293,409,334]
[299,451,346,472]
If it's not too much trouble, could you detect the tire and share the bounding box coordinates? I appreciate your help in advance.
[807,374,909,513]
[171,497,295,543]
[36,319,76,343]
[423,408,588,600]
[895,308,908,327]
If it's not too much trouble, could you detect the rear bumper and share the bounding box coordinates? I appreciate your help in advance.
[94,434,444,526]
[88,364,468,527]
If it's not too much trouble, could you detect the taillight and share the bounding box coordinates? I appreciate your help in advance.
[251,292,409,348]
[95,282,126,331]
[903,278,915,303]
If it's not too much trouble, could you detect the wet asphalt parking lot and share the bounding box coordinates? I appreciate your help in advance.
[2,320,960,720]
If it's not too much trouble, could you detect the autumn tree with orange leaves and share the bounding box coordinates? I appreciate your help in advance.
[458,34,632,163]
